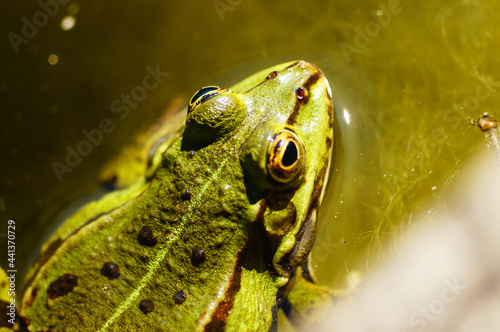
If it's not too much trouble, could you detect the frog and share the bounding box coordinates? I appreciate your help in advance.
[18,60,336,331]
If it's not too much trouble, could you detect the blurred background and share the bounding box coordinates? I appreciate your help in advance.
[1,0,499,330]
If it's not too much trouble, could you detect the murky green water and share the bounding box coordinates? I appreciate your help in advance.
[1,0,499,329]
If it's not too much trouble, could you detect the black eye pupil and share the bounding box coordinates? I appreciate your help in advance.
[282,141,298,167]
[190,86,220,104]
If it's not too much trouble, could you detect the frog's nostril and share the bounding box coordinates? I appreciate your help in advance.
[284,61,301,69]
[266,71,278,80]
[295,87,306,100]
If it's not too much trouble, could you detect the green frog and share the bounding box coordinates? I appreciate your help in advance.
[18,60,336,331]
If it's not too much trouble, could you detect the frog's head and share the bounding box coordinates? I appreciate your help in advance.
[239,61,334,285]
[182,61,334,286]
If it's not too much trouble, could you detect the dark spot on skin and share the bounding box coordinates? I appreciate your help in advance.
[326,136,332,150]
[139,300,154,314]
[191,246,206,267]
[47,273,78,300]
[181,188,191,201]
[0,300,14,327]
[137,226,157,247]
[188,150,196,158]
[101,262,120,279]
[173,291,187,304]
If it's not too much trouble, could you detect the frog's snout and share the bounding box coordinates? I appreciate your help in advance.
[286,60,323,75]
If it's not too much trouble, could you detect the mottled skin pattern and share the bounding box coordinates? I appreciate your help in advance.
[19,61,335,331]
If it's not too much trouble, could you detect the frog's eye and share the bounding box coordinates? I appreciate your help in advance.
[266,71,278,80]
[267,129,306,184]
[188,86,227,113]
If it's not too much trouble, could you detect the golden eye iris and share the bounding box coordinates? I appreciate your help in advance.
[188,86,227,113]
[267,129,306,184]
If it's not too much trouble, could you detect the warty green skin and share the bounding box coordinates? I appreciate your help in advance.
[19,61,335,331]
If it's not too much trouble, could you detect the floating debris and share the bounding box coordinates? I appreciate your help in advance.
[473,113,500,164]
[473,113,498,132]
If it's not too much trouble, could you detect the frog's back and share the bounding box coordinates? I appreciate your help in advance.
[21,137,253,331]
